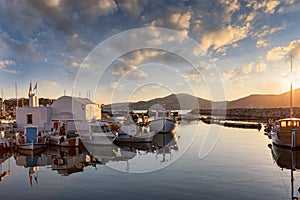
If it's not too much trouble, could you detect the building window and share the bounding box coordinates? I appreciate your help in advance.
[27,114,33,124]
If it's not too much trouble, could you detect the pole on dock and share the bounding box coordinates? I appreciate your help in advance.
[292,129,296,149]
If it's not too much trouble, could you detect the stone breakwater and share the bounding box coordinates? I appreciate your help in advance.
[187,107,300,122]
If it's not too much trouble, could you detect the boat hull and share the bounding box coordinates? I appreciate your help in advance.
[0,141,10,150]
[149,118,177,133]
[16,142,45,151]
[271,130,300,149]
[48,135,81,147]
[114,132,156,143]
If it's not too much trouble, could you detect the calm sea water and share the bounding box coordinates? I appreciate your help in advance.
[0,121,298,200]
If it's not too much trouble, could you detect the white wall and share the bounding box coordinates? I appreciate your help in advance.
[16,106,52,132]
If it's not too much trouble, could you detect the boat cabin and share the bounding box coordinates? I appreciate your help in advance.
[89,121,111,133]
[278,118,300,129]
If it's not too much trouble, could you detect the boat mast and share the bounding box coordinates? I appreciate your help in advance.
[290,55,293,118]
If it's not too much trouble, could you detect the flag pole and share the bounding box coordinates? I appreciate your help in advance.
[15,83,18,108]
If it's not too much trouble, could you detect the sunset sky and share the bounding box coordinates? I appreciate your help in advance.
[1,0,300,104]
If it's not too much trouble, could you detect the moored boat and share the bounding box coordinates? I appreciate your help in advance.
[47,120,81,147]
[149,110,177,133]
[271,56,300,149]
[15,126,46,151]
[271,118,300,148]
[79,120,116,147]
[114,122,156,143]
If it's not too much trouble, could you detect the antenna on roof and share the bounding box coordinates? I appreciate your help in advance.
[64,89,66,96]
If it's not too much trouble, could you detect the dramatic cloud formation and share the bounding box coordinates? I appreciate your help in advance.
[0,0,300,101]
[201,25,248,52]
[267,40,300,62]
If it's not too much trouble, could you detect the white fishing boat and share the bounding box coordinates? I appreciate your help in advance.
[15,126,46,151]
[114,122,156,143]
[47,120,81,147]
[79,121,116,146]
[271,56,300,149]
[149,110,177,133]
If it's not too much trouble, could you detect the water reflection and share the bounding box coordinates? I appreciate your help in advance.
[14,146,88,179]
[106,131,179,173]
[0,148,11,181]
[0,131,180,183]
[153,132,179,163]
[269,144,300,199]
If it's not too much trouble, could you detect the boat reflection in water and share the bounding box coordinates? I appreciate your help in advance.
[0,148,12,181]
[1,131,180,183]
[13,145,97,182]
[106,131,179,173]
[269,143,300,199]
[152,132,179,163]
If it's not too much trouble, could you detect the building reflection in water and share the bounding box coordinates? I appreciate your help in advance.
[0,131,179,183]
[0,148,11,181]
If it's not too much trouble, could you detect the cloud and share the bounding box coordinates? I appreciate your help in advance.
[75,0,118,18]
[146,11,192,36]
[219,0,241,13]
[126,69,148,80]
[42,0,61,8]
[264,0,281,14]
[98,0,118,15]
[68,61,89,68]
[267,40,300,62]
[111,63,147,81]
[0,59,21,74]
[256,62,267,72]
[0,30,37,59]
[222,63,254,81]
[110,81,123,89]
[256,38,269,48]
[110,49,166,79]
[111,61,135,78]
[200,25,248,51]
[248,0,281,14]
[26,0,75,35]
[117,0,148,19]
[253,24,286,48]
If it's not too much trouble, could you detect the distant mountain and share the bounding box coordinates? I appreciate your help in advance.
[227,88,300,108]
[104,93,207,111]
[103,88,300,110]
[131,93,211,110]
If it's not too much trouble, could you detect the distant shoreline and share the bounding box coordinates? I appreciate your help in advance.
[188,107,300,122]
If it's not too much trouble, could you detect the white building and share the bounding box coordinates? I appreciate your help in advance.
[16,94,101,132]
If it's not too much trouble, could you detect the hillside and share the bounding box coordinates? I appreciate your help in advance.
[103,88,300,110]
[227,88,300,108]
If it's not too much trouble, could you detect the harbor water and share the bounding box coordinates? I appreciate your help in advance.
[0,121,297,200]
